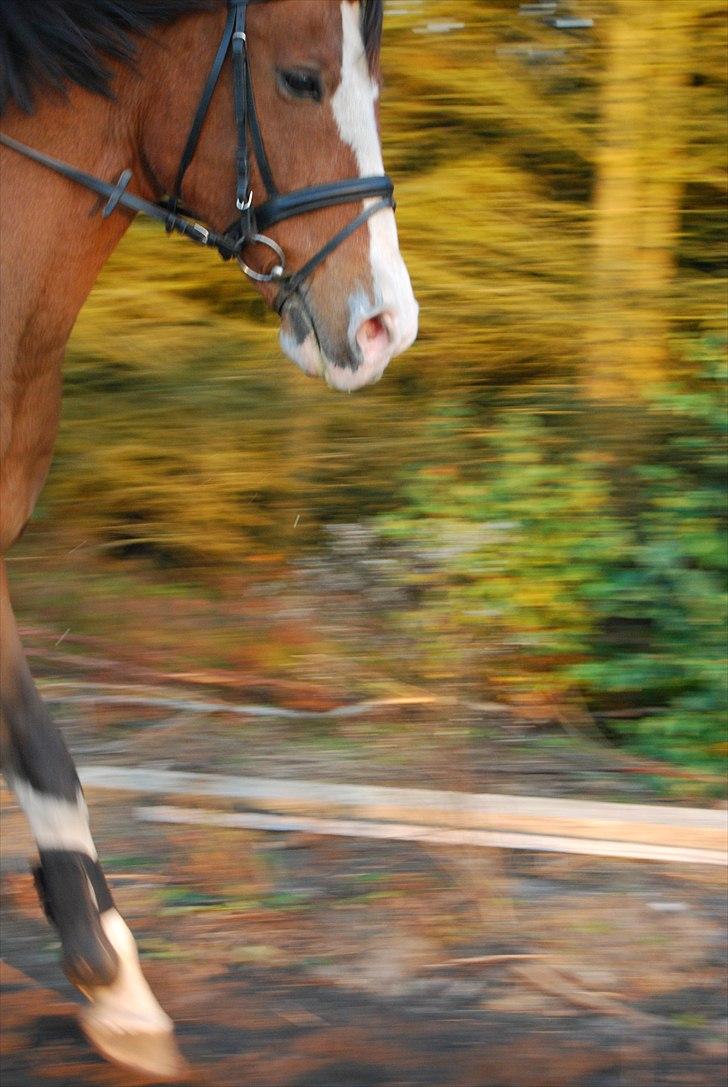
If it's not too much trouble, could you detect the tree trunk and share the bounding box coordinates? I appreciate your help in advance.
[585,0,690,402]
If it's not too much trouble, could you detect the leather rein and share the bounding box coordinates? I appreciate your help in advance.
[0,0,394,312]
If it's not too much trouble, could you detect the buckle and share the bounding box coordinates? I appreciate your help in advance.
[236,190,253,212]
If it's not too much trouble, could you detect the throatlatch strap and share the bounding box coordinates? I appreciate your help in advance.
[0,132,239,256]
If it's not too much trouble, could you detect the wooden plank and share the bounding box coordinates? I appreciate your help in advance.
[77,765,728,854]
[41,685,501,719]
[136,805,727,866]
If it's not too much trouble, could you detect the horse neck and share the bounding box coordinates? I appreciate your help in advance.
[0,74,150,368]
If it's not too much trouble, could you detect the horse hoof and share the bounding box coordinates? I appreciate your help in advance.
[79,1007,189,1082]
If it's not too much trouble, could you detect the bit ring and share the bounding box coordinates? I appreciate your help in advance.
[237,234,286,282]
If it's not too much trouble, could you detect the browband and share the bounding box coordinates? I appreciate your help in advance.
[255,176,394,231]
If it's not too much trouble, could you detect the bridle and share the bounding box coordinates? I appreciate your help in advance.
[0,0,394,312]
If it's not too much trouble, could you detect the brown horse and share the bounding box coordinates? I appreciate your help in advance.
[0,0,417,1077]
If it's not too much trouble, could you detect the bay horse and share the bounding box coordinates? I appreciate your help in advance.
[0,0,418,1077]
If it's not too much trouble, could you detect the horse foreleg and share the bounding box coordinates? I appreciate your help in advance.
[0,558,186,1081]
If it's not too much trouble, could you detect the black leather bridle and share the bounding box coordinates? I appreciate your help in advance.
[0,0,394,311]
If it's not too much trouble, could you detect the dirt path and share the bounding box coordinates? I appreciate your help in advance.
[3,772,727,1087]
[2,654,727,1087]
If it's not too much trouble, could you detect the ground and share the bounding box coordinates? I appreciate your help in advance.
[1,625,726,1087]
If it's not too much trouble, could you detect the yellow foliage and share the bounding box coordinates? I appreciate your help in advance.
[31,0,724,567]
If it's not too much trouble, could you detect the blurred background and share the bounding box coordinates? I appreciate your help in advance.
[3,3,727,1085]
[13,0,725,784]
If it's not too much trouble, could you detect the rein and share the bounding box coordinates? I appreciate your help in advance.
[0,0,394,311]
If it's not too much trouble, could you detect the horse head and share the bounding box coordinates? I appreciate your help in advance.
[140,0,419,391]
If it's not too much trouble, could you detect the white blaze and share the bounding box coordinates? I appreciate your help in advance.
[331,1,418,353]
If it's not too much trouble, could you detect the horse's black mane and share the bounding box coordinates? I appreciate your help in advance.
[0,0,385,116]
[0,1,210,115]
[362,0,384,69]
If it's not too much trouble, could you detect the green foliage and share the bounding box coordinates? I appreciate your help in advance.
[376,340,727,770]
[569,341,728,766]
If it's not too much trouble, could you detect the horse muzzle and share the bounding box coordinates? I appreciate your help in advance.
[278,290,418,392]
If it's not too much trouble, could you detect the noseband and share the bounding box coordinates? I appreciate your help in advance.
[0,0,394,311]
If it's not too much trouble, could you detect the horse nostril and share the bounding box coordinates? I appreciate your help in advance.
[354,313,393,366]
[361,315,385,342]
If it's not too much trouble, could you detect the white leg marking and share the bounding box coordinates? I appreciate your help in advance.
[80,909,172,1034]
[331,2,418,350]
[79,911,185,1080]
[11,780,97,856]
[11,781,171,1031]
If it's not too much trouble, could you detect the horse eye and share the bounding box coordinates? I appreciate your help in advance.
[279,69,323,102]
